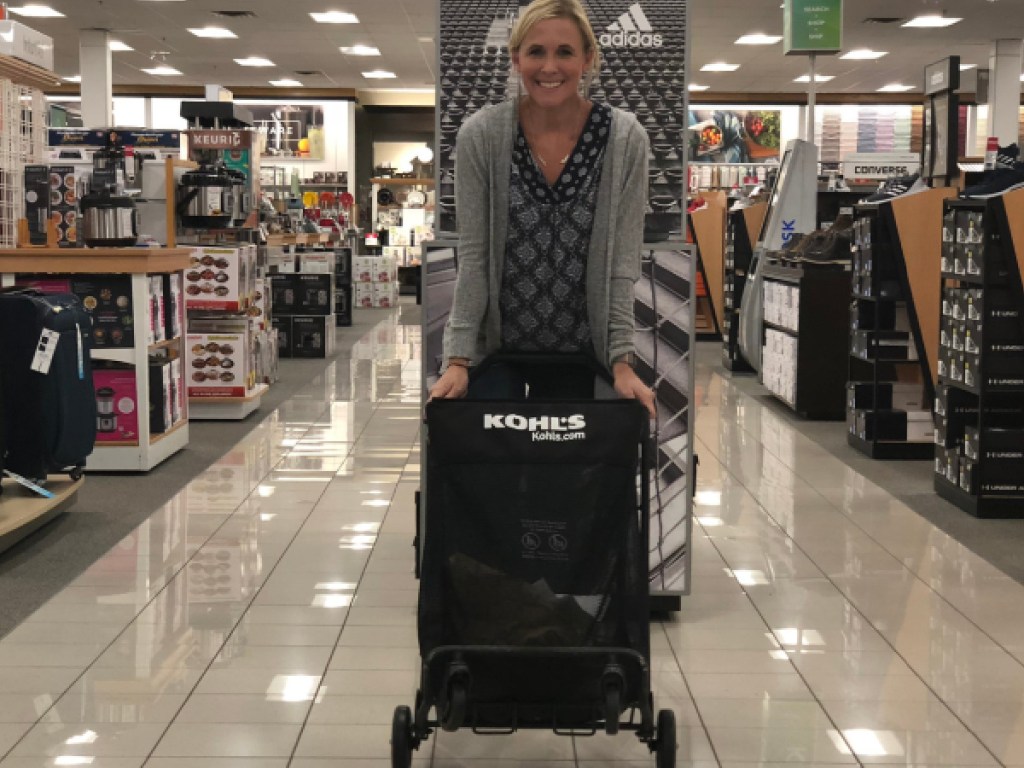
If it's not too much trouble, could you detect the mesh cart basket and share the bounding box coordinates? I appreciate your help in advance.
[393,364,676,767]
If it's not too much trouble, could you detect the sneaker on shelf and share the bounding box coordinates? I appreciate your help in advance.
[962,164,1024,199]
[996,143,1020,169]
[687,197,707,214]
[859,174,928,205]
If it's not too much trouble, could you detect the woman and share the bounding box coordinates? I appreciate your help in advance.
[430,0,654,416]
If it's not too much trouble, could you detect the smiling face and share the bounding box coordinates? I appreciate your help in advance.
[512,16,595,110]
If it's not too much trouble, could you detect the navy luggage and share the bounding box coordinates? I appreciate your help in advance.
[0,290,96,487]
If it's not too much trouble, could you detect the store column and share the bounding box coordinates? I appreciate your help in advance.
[79,29,113,128]
[987,39,1023,146]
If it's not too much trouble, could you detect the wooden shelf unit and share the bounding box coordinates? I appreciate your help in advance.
[0,248,191,472]
[0,52,61,91]
[722,202,766,372]
[933,192,1024,518]
[688,191,726,340]
[846,190,951,460]
[0,476,81,555]
[761,260,851,420]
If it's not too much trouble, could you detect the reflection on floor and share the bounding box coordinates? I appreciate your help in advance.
[1,317,1023,767]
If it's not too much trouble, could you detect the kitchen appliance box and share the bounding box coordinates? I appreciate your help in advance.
[269,273,333,316]
[161,273,184,341]
[16,275,135,347]
[273,316,335,358]
[186,333,254,398]
[248,277,271,329]
[23,165,51,246]
[353,255,398,283]
[335,283,352,327]
[184,245,256,312]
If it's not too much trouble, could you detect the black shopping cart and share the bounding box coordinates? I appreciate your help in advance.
[392,356,675,767]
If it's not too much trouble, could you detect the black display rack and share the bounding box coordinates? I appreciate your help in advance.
[721,205,763,372]
[934,195,1024,518]
[761,260,851,420]
[847,205,935,459]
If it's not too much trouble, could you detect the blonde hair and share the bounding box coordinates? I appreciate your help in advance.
[509,0,601,89]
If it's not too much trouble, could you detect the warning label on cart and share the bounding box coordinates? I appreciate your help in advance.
[520,519,570,562]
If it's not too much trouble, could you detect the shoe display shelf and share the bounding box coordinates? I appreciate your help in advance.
[846,189,953,460]
[933,190,1024,518]
[635,239,694,607]
[0,248,192,471]
[761,259,851,419]
[721,202,766,372]
[688,191,725,340]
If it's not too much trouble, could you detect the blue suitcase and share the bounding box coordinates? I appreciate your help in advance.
[0,290,96,487]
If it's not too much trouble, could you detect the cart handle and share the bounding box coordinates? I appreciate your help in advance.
[468,352,615,387]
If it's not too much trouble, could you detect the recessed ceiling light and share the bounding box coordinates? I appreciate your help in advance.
[143,65,182,76]
[1020,73,1024,82]
[841,49,888,60]
[701,62,739,72]
[688,83,710,91]
[188,27,237,39]
[794,74,834,82]
[340,45,380,56]
[735,33,782,45]
[235,57,274,67]
[877,83,915,92]
[8,5,64,17]
[270,78,303,87]
[362,69,397,79]
[310,11,359,23]
[960,63,977,71]
[417,36,434,43]
[902,14,962,27]
[109,41,134,52]
[62,74,81,83]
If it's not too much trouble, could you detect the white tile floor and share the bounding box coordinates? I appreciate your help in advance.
[2,309,1024,767]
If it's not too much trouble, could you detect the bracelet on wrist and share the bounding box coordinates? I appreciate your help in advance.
[447,358,470,369]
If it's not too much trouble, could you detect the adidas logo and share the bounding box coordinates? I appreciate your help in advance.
[599,3,663,48]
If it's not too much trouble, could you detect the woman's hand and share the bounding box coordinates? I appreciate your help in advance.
[613,362,656,418]
[429,364,470,400]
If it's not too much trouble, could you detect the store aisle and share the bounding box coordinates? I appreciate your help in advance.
[2,321,1024,766]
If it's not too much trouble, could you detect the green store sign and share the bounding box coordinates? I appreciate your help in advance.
[784,0,843,54]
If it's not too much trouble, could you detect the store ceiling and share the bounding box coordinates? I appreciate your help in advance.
[13,0,1024,95]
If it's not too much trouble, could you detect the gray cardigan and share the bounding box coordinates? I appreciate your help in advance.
[442,100,649,369]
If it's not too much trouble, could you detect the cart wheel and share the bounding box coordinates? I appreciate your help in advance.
[441,680,467,732]
[603,684,621,735]
[391,705,413,768]
[656,709,676,768]
[69,466,84,481]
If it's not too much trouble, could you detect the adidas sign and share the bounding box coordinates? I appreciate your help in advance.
[599,3,663,48]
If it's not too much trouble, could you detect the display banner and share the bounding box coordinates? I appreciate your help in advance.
[784,0,842,55]
[433,0,693,597]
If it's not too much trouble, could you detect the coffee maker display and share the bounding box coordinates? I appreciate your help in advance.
[81,131,139,247]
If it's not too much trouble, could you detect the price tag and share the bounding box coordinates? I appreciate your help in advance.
[30,329,60,375]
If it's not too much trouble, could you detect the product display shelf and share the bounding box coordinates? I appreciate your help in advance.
[0,52,61,91]
[0,248,192,472]
[0,476,82,555]
[265,233,330,247]
[688,191,725,340]
[370,178,435,227]
[933,191,1024,518]
[722,202,766,372]
[190,383,269,420]
[761,260,851,420]
[846,191,952,460]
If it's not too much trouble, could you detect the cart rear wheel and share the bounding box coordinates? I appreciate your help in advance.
[70,466,84,481]
[603,684,621,735]
[656,709,676,768]
[391,705,413,768]
[441,680,467,732]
